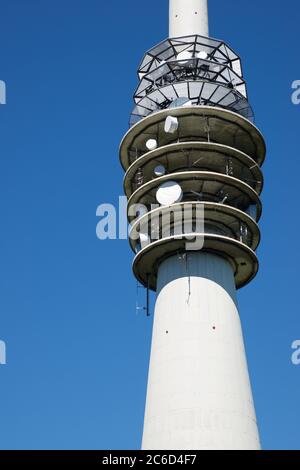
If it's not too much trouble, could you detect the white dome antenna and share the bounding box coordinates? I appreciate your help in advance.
[146,139,158,151]
[156,181,183,206]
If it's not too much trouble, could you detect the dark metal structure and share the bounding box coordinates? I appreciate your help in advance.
[130,35,254,126]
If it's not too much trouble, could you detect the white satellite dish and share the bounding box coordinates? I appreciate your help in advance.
[164,116,179,134]
[197,50,208,60]
[176,50,192,64]
[146,139,158,151]
[156,181,183,206]
[154,165,166,177]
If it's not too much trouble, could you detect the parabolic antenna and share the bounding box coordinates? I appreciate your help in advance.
[164,116,179,134]
[146,139,158,151]
[156,181,183,206]
[197,50,208,60]
[154,165,166,177]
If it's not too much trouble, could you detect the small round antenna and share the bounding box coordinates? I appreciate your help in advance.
[154,165,166,177]
[146,139,158,151]
[197,50,208,60]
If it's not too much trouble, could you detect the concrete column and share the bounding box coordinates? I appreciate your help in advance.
[169,0,209,38]
[142,252,260,450]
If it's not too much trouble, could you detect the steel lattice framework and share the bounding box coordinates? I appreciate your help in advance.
[130,35,254,126]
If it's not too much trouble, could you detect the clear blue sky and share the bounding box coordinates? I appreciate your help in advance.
[0,0,299,450]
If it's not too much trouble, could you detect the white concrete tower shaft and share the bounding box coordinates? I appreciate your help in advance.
[169,0,209,37]
[142,253,260,449]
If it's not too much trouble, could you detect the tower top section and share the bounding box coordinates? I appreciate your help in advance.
[169,0,209,38]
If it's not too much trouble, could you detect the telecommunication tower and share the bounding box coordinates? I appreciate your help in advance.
[120,0,265,449]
